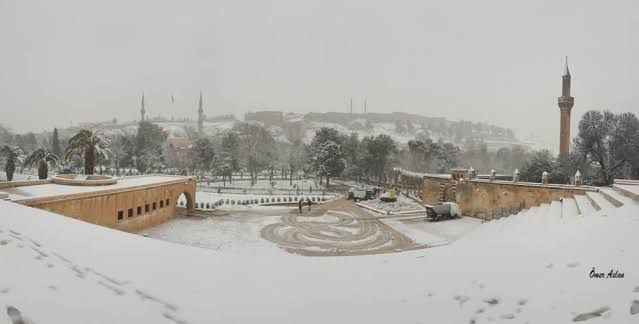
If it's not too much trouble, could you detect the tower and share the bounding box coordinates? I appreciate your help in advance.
[197,92,205,133]
[557,57,574,157]
[140,93,146,122]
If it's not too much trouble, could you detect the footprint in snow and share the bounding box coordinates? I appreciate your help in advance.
[572,306,610,322]
[500,313,515,320]
[546,263,553,269]
[631,300,639,315]
[633,286,639,293]
[567,262,580,268]
[518,298,528,306]
[6,306,27,324]
[453,295,470,306]
[483,297,499,306]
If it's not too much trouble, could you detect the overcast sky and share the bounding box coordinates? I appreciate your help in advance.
[1,0,637,150]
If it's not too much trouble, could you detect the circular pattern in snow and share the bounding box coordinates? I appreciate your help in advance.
[261,205,416,256]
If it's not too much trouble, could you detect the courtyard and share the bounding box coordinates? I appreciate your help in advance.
[142,198,482,256]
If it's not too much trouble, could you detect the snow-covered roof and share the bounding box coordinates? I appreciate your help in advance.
[0,176,190,201]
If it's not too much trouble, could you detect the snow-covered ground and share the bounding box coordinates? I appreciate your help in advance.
[140,208,288,255]
[1,186,639,323]
[357,194,426,214]
[201,178,320,191]
[184,191,338,210]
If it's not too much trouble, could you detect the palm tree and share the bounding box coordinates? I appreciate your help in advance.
[23,147,59,179]
[0,145,24,181]
[64,129,111,175]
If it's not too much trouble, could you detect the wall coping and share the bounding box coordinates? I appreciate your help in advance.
[462,178,599,192]
[51,175,118,186]
[15,177,196,206]
[614,179,639,185]
[0,179,51,190]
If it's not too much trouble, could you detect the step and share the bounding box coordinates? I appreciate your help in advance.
[574,194,597,216]
[586,191,616,211]
[547,201,563,224]
[561,198,580,218]
[533,203,551,226]
[612,184,639,202]
[600,187,634,207]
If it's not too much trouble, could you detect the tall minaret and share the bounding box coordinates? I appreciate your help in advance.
[140,92,146,122]
[557,57,574,157]
[197,92,205,133]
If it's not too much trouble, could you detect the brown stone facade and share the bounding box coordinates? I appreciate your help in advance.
[18,178,196,232]
[421,176,597,220]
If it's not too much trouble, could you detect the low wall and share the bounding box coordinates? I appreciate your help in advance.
[420,175,598,220]
[0,179,50,189]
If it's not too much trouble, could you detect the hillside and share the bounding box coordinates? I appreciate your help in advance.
[38,111,530,151]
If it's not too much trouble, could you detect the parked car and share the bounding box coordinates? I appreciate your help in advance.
[379,189,397,202]
[425,202,460,222]
[348,187,375,201]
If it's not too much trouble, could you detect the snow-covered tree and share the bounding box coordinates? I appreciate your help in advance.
[191,137,215,175]
[310,128,346,186]
[64,129,111,175]
[0,145,23,181]
[134,121,167,174]
[575,110,639,185]
[23,147,59,179]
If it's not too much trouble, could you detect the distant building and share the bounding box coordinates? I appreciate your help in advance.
[245,111,284,126]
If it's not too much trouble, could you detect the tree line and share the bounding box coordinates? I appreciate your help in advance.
[1,109,638,186]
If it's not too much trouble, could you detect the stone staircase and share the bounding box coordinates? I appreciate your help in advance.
[463,183,639,241]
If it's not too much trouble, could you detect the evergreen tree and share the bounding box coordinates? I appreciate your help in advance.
[51,128,62,158]
[134,121,168,174]
[310,128,346,186]
[191,137,215,174]
[1,146,23,181]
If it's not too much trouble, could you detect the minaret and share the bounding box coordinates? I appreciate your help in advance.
[197,92,205,133]
[140,92,146,122]
[557,57,574,157]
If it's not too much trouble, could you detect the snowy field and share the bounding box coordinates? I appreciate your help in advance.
[140,208,288,255]
[202,178,320,190]
[184,191,338,210]
[1,188,639,323]
[358,194,426,214]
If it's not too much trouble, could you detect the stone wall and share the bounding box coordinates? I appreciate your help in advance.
[18,178,196,232]
[0,179,50,189]
[420,175,597,220]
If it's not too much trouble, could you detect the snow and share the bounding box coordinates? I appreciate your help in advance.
[184,191,337,210]
[615,184,639,197]
[357,194,425,214]
[203,178,320,191]
[140,208,287,255]
[1,186,639,323]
